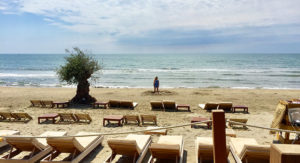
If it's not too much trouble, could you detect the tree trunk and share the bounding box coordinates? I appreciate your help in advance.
[70,80,96,104]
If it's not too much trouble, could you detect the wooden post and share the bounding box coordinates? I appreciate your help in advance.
[212,110,227,163]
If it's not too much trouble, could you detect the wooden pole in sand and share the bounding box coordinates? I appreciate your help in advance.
[212,110,227,163]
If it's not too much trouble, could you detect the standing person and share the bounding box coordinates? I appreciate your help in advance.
[153,76,159,93]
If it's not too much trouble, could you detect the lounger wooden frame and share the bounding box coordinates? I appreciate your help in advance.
[30,100,42,107]
[0,112,32,122]
[199,103,219,111]
[141,115,157,125]
[41,101,54,108]
[195,137,229,163]
[0,112,17,121]
[41,134,104,163]
[108,100,138,109]
[12,113,33,121]
[229,138,270,163]
[1,131,67,163]
[124,115,140,126]
[218,102,233,112]
[106,136,151,163]
[150,101,164,111]
[73,113,92,123]
[162,100,177,111]
[0,130,20,149]
[228,118,248,128]
[149,137,184,163]
[58,113,77,123]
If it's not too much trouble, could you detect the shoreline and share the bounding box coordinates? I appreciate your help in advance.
[2,85,300,90]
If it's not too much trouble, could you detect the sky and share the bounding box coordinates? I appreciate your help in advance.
[0,0,300,54]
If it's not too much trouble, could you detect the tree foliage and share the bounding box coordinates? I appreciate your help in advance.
[57,47,100,84]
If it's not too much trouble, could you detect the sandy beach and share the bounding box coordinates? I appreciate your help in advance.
[0,86,299,162]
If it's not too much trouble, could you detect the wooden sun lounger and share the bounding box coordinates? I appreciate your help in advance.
[144,127,167,135]
[42,132,103,163]
[73,113,92,123]
[2,131,67,163]
[199,102,219,111]
[218,102,233,112]
[12,113,33,122]
[30,100,42,107]
[106,134,151,163]
[229,138,270,163]
[0,112,17,121]
[162,100,177,111]
[120,100,138,109]
[150,101,164,110]
[149,135,184,163]
[195,137,229,163]
[228,118,248,128]
[41,100,54,108]
[124,115,140,126]
[0,130,20,148]
[141,115,157,125]
[108,100,120,108]
[58,113,77,123]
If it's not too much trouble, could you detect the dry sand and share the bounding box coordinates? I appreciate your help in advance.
[0,86,299,162]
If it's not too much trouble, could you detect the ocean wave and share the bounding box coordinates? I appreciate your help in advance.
[267,74,300,77]
[0,73,56,78]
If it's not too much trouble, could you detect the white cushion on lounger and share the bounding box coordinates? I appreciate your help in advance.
[34,131,67,149]
[0,130,20,136]
[74,132,101,152]
[125,134,151,152]
[230,138,258,157]
[157,135,183,149]
[199,104,205,109]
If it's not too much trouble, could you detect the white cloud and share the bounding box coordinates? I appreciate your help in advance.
[1,0,300,35]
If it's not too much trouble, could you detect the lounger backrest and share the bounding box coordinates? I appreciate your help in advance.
[107,139,140,155]
[205,103,219,110]
[150,101,163,110]
[6,137,39,151]
[141,115,157,123]
[47,137,79,153]
[218,102,233,111]
[0,112,15,119]
[150,143,180,159]
[59,113,77,121]
[120,100,134,108]
[30,100,42,107]
[74,113,92,122]
[108,100,120,108]
[240,145,270,162]
[163,101,176,110]
[41,100,54,108]
[125,115,139,122]
[197,144,230,160]
[12,113,33,120]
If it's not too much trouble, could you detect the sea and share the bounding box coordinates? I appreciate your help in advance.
[0,53,300,89]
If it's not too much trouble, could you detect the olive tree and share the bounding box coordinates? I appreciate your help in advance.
[57,47,100,104]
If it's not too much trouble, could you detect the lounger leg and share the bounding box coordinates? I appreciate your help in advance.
[3,147,21,159]
[132,152,137,163]
[105,153,116,163]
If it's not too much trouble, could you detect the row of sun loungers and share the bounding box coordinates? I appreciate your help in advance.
[0,129,276,163]
[58,113,92,123]
[0,112,32,122]
[199,102,233,111]
[31,100,70,108]
[124,115,157,126]
[1,130,103,163]
[150,100,177,111]
[108,100,138,109]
